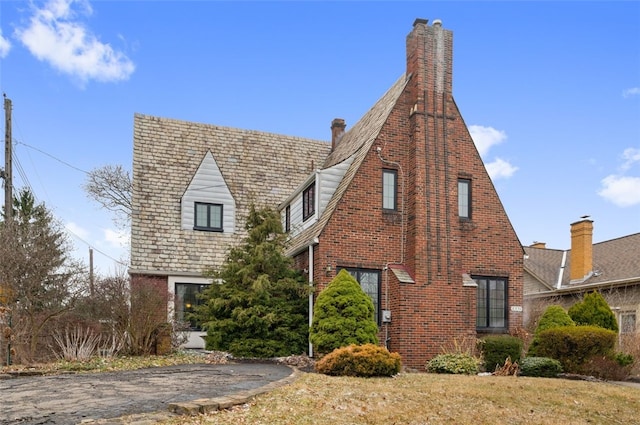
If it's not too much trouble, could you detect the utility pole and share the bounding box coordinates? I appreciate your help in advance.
[89,248,94,297]
[3,94,12,221]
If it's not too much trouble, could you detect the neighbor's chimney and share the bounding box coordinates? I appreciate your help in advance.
[530,241,546,249]
[331,118,346,150]
[570,217,593,281]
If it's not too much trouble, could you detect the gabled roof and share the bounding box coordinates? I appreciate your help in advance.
[285,74,409,255]
[524,233,640,296]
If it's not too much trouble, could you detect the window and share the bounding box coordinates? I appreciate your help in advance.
[383,169,397,211]
[621,312,637,334]
[175,283,207,330]
[194,202,223,231]
[340,268,381,325]
[458,178,471,219]
[476,277,507,331]
[285,205,291,232]
[303,183,315,221]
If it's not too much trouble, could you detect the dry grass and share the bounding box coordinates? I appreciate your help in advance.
[164,372,640,425]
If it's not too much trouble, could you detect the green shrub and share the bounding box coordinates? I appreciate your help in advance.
[535,305,575,335]
[315,344,402,377]
[310,270,378,355]
[519,357,563,378]
[426,353,480,375]
[568,291,618,332]
[532,325,616,373]
[480,335,523,372]
[614,352,634,367]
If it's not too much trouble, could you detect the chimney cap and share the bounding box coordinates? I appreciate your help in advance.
[413,18,428,27]
[432,19,442,27]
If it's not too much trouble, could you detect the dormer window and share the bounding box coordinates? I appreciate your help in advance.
[303,183,315,221]
[194,202,223,232]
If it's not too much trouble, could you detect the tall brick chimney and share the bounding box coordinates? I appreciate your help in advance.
[570,217,594,281]
[331,118,346,150]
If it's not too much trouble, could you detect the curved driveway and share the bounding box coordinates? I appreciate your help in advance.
[0,362,293,425]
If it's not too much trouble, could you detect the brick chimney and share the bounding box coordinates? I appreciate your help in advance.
[570,217,594,281]
[331,118,346,150]
[530,241,546,249]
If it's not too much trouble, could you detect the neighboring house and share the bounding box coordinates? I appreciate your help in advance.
[130,19,524,369]
[524,218,640,338]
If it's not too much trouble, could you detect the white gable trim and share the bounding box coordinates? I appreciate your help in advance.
[181,151,236,232]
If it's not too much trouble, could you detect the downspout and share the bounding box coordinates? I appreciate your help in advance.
[557,250,567,289]
[308,242,314,357]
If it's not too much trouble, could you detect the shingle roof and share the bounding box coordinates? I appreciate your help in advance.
[131,114,331,274]
[524,233,640,295]
[285,74,409,255]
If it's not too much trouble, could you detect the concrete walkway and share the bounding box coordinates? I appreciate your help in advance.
[0,362,297,425]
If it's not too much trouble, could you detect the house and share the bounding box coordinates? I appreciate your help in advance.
[130,19,524,369]
[524,218,640,340]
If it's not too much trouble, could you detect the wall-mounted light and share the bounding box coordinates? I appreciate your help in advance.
[325,265,332,276]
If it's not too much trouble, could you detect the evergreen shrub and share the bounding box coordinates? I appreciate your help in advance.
[315,344,402,377]
[519,357,563,378]
[535,305,575,335]
[532,325,616,373]
[310,269,378,355]
[568,291,618,332]
[480,335,523,372]
[426,353,480,375]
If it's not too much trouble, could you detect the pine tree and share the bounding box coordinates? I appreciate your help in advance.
[310,269,379,355]
[194,205,309,358]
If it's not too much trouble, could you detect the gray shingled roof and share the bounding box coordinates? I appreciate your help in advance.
[286,74,409,255]
[131,114,331,274]
[524,233,640,295]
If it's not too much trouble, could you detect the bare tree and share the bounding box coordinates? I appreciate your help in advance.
[83,165,132,229]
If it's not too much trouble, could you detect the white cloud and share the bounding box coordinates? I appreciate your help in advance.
[598,175,640,207]
[66,221,90,240]
[623,87,640,98]
[621,147,640,171]
[468,125,507,157]
[14,0,135,84]
[468,125,517,180]
[485,158,519,180]
[104,228,129,248]
[0,29,11,58]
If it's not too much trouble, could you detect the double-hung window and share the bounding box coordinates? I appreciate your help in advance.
[476,276,507,331]
[383,169,397,211]
[620,312,637,334]
[458,178,471,219]
[194,202,223,232]
[303,183,315,221]
[340,268,381,325]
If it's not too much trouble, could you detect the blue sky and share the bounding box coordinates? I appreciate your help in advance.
[0,1,638,275]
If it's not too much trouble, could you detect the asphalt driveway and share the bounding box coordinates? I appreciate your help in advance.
[0,362,294,425]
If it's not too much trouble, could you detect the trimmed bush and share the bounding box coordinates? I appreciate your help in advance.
[315,344,402,377]
[532,325,616,373]
[519,357,563,378]
[568,291,618,332]
[310,270,378,355]
[535,305,575,335]
[480,335,523,372]
[426,353,480,375]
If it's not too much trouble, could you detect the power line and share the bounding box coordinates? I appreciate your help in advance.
[15,140,89,174]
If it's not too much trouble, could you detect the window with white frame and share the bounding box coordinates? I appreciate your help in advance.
[620,312,637,334]
[194,202,223,231]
